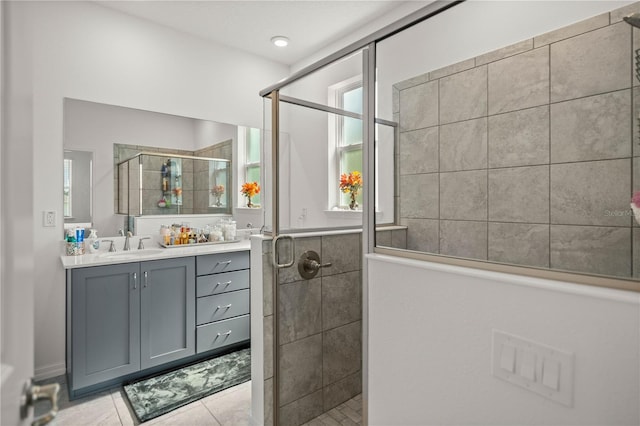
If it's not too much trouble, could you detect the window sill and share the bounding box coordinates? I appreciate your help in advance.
[235,207,263,212]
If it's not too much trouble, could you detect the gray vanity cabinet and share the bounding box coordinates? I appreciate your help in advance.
[140,257,195,369]
[69,257,195,393]
[70,263,141,391]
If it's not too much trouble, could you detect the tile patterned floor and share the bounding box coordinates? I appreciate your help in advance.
[35,375,251,425]
[35,375,362,426]
[302,394,363,426]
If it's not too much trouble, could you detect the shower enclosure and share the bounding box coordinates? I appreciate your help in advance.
[257,1,640,424]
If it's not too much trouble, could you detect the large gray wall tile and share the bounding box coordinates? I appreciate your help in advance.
[440,220,488,260]
[278,237,322,284]
[399,81,438,132]
[323,371,362,412]
[279,279,322,345]
[400,127,439,175]
[400,173,439,219]
[488,47,549,115]
[279,390,323,426]
[550,22,631,102]
[429,58,475,80]
[551,90,631,163]
[262,251,273,316]
[489,223,550,268]
[551,225,631,277]
[264,315,273,379]
[440,170,487,220]
[475,39,533,67]
[534,12,609,47]
[439,66,487,124]
[321,233,361,275]
[323,321,362,385]
[489,166,549,223]
[634,228,640,278]
[488,106,549,168]
[401,218,439,253]
[551,159,631,226]
[375,230,391,247]
[440,118,487,172]
[391,229,408,249]
[279,334,323,406]
[634,87,640,156]
[322,271,361,331]
[611,2,640,23]
[264,378,273,426]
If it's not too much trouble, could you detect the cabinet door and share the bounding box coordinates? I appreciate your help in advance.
[140,257,195,369]
[71,263,140,390]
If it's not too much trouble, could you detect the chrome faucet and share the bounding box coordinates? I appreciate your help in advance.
[102,239,116,252]
[123,232,132,251]
[138,237,151,250]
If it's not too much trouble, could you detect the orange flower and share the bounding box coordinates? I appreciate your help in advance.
[339,171,362,195]
[241,182,261,198]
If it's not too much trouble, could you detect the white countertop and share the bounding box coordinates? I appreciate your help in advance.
[60,239,251,269]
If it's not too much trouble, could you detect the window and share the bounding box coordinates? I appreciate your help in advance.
[330,78,363,208]
[63,159,72,217]
[239,126,261,206]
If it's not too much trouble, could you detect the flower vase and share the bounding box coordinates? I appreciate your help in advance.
[349,193,358,210]
[631,203,640,225]
[215,196,222,207]
[247,197,253,208]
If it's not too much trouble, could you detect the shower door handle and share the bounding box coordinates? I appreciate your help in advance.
[272,235,294,269]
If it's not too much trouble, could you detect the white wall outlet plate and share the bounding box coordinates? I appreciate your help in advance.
[43,210,56,227]
[492,329,574,407]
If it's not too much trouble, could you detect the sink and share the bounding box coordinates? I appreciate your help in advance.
[101,249,165,260]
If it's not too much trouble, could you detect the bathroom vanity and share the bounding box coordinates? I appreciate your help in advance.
[61,240,250,398]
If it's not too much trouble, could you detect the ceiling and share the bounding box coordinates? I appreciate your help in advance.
[95,0,427,66]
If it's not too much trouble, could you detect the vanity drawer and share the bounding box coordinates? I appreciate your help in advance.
[196,251,249,276]
[196,270,249,297]
[196,289,250,325]
[196,314,250,354]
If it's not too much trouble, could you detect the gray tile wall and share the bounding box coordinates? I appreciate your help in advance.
[261,232,364,426]
[393,3,639,279]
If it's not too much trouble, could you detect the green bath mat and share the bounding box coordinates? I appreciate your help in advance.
[123,348,251,422]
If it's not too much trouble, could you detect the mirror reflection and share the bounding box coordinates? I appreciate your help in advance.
[63,149,93,225]
[63,98,256,237]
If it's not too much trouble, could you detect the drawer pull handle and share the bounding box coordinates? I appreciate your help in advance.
[133,273,137,290]
[214,281,232,290]
[216,330,232,338]
[216,260,232,267]
[217,304,232,310]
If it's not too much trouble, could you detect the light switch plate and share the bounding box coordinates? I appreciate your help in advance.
[492,329,574,406]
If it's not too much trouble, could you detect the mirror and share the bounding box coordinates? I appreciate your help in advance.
[63,98,249,237]
[63,149,93,225]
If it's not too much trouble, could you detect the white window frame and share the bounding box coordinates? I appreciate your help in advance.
[328,76,363,209]
[237,126,261,207]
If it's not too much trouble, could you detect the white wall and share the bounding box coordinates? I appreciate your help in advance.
[368,255,640,425]
[11,0,288,378]
[365,1,640,424]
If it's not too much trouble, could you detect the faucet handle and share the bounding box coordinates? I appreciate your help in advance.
[138,237,151,250]
[102,239,116,252]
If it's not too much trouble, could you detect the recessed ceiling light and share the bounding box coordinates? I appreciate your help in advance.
[271,36,289,47]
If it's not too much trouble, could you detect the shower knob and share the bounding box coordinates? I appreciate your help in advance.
[298,250,331,279]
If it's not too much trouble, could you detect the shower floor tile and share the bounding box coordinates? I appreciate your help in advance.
[302,394,363,426]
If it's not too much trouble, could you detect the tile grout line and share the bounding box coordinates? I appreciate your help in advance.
[549,38,552,270]
[486,58,490,260]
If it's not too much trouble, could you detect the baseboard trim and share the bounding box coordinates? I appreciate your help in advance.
[34,362,66,381]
